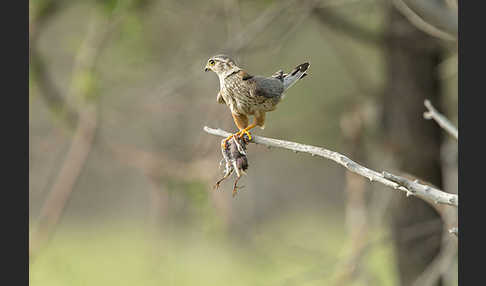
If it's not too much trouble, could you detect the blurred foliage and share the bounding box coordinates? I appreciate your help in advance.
[30,215,398,286]
[73,70,100,102]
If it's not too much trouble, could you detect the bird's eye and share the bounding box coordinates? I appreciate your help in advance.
[209,60,215,66]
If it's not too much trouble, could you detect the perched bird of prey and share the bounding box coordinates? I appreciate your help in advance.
[204,55,310,147]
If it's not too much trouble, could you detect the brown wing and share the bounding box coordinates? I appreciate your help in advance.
[238,70,254,81]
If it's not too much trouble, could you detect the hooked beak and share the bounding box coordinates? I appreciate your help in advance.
[204,65,210,72]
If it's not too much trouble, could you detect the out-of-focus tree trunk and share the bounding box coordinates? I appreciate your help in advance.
[383,6,445,286]
[333,105,370,285]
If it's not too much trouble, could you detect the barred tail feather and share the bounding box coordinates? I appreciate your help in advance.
[282,62,310,90]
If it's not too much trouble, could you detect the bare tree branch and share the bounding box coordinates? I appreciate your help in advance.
[30,5,127,260]
[392,0,456,42]
[424,99,458,140]
[400,0,458,39]
[203,126,458,207]
[381,172,457,205]
[30,51,79,129]
[30,0,79,129]
[30,108,97,258]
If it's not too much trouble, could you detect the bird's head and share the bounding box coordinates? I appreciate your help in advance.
[204,55,240,78]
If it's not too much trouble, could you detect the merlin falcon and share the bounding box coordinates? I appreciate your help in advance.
[204,55,310,147]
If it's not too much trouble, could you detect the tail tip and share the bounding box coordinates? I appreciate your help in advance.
[291,62,311,76]
[301,62,310,71]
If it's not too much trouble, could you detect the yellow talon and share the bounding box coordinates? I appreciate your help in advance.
[221,134,235,149]
[222,123,256,148]
[237,129,252,141]
[235,123,257,141]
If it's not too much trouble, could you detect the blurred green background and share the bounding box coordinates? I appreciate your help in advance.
[29,0,457,285]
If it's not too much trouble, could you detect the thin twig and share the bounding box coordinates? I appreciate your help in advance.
[392,0,456,41]
[424,99,458,140]
[203,126,458,207]
[404,0,458,37]
[30,0,79,129]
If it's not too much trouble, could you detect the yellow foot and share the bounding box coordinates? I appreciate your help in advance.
[235,129,252,141]
[221,134,235,149]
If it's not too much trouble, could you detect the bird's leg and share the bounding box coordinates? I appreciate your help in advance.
[235,112,265,142]
[222,113,249,148]
[232,175,244,198]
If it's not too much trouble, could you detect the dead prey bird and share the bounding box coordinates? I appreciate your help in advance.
[214,134,250,197]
